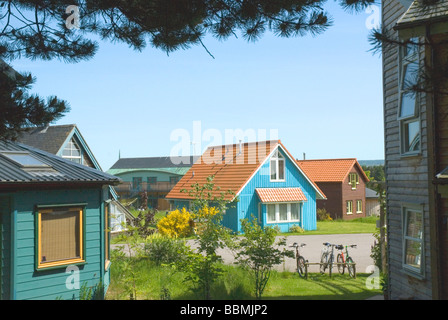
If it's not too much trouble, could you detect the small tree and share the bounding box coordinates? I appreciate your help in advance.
[174,175,236,300]
[235,217,294,299]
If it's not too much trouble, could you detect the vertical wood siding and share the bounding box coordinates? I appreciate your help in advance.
[238,148,317,233]
[11,188,107,300]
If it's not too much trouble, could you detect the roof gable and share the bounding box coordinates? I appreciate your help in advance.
[17,124,102,170]
[166,140,325,201]
[296,158,369,183]
[0,141,120,186]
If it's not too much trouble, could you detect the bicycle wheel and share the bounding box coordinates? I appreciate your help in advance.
[337,254,345,275]
[297,256,306,278]
[320,252,328,273]
[347,257,356,278]
[328,255,333,278]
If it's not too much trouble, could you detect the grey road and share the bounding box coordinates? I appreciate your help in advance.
[191,233,377,274]
[112,233,377,275]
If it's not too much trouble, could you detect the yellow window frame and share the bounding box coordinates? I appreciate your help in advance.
[37,206,85,270]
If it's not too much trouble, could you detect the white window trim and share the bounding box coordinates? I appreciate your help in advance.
[266,202,302,224]
[401,204,425,278]
[356,200,363,213]
[270,150,286,182]
[346,200,353,215]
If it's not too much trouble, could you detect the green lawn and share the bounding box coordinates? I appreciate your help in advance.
[287,217,378,236]
[106,259,382,300]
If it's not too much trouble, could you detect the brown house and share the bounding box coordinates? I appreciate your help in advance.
[297,158,369,220]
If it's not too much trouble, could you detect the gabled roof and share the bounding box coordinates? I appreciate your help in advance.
[296,158,369,183]
[17,124,102,170]
[0,141,120,186]
[108,156,199,173]
[395,0,448,29]
[166,140,326,201]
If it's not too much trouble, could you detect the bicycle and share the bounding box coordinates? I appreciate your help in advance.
[336,244,357,278]
[290,242,307,278]
[320,242,338,277]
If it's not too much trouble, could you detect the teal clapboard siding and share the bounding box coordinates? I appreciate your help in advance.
[0,196,11,300]
[8,188,109,300]
[236,148,317,233]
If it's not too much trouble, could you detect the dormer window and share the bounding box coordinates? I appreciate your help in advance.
[62,138,82,164]
[270,150,285,181]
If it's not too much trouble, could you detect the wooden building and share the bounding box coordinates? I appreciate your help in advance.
[0,141,120,300]
[382,0,448,299]
[166,140,326,233]
[17,124,134,234]
[296,159,369,220]
[108,156,197,211]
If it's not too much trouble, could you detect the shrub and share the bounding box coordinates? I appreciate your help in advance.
[143,233,188,265]
[317,208,333,221]
[289,224,304,233]
[157,208,193,238]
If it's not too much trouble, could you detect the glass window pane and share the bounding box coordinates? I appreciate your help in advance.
[403,61,419,88]
[406,210,423,239]
[270,160,277,180]
[279,204,288,221]
[405,239,422,269]
[291,203,299,221]
[404,120,420,152]
[278,159,285,180]
[267,204,276,222]
[400,92,416,118]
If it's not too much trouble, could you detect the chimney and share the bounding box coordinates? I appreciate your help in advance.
[303,153,306,160]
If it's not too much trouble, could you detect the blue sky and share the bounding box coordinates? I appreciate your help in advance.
[12,2,383,171]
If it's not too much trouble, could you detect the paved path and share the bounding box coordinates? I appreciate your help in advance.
[187,233,376,274]
[112,233,377,274]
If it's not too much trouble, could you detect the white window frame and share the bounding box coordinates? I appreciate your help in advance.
[398,37,421,156]
[348,173,359,190]
[402,204,424,278]
[346,200,353,215]
[266,202,302,224]
[270,150,285,182]
[62,138,83,164]
[356,200,362,213]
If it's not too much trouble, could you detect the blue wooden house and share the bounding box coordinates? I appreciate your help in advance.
[0,141,120,300]
[166,140,326,233]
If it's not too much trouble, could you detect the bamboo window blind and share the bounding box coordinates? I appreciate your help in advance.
[38,207,83,268]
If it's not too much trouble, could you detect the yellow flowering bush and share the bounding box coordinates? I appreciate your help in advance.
[157,208,193,238]
[193,206,220,235]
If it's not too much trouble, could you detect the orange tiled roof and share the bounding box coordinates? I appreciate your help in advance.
[166,140,326,201]
[166,140,279,201]
[256,188,307,203]
[296,158,369,183]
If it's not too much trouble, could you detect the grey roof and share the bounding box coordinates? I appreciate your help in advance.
[0,141,121,186]
[110,156,200,170]
[17,124,75,154]
[396,0,448,29]
[366,187,379,198]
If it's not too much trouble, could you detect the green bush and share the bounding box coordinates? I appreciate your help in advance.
[317,208,333,221]
[289,224,304,233]
[143,233,188,265]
